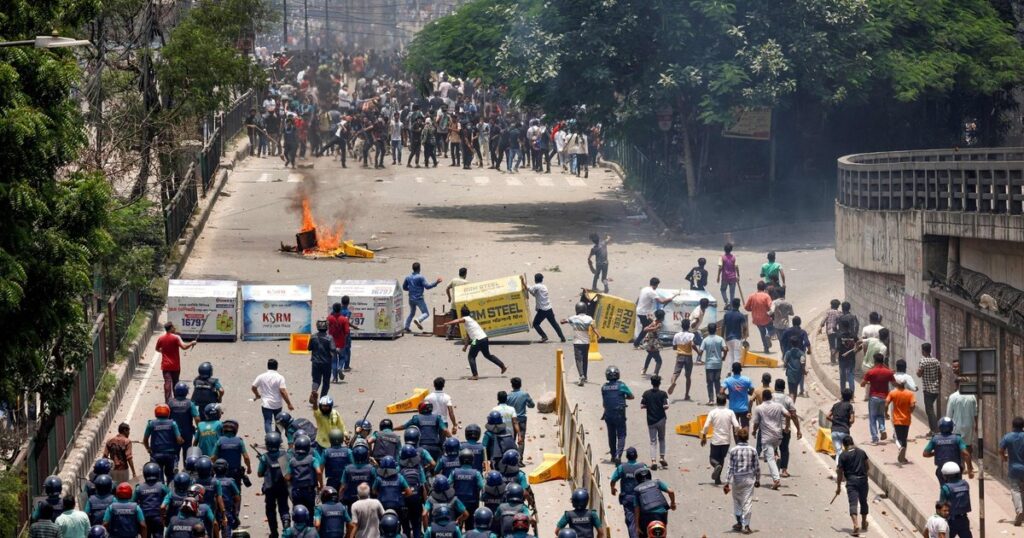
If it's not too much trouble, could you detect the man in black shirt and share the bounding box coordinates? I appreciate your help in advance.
[836,435,870,536]
[588,233,611,293]
[685,258,708,291]
[827,388,856,463]
[641,375,670,470]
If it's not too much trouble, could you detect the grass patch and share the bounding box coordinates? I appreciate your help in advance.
[114,310,150,363]
[88,372,118,417]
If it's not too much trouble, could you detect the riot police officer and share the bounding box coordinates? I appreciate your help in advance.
[495,484,532,537]
[939,462,973,538]
[340,444,378,509]
[213,459,241,535]
[601,366,633,465]
[102,482,146,538]
[283,505,318,538]
[84,458,113,498]
[160,472,193,523]
[482,412,517,468]
[374,456,415,516]
[423,475,468,528]
[212,419,252,488]
[556,489,603,538]
[322,428,354,490]
[164,498,203,538]
[466,507,496,538]
[399,402,450,461]
[277,412,319,448]
[85,474,115,526]
[610,447,647,538]
[314,486,354,538]
[258,431,291,538]
[496,450,535,511]
[436,438,463,477]
[285,435,322,513]
[424,505,460,538]
[32,475,63,522]
[380,511,405,538]
[404,427,437,471]
[924,417,972,485]
[192,362,223,422]
[480,471,505,526]
[168,382,200,463]
[632,468,676,538]
[143,403,184,482]
[372,419,403,462]
[451,449,484,521]
[192,457,224,524]
[400,444,429,538]
[133,463,168,537]
[460,424,486,473]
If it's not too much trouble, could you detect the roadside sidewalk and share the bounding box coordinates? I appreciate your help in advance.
[807,325,1021,535]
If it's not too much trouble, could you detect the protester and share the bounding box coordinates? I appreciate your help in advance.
[444,306,507,380]
[640,375,669,470]
[327,302,351,382]
[633,278,676,349]
[639,310,666,376]
[750,390,790,489]
[917,343,942,434]
[404,262,443,333]
[722,299,747,372]
[701,394,739,485]
[700,323,726,405]
[251,358,295,433]
[721,362,753,427]
[562,302,595,386]
[506,378,534,453]
[723,428,758,534]
[424,377,459,436]
[887,379,916,464]
[717,243,740,306]
[744,282,774,354]
[827,389,856,462]
[685,258,708,291]
[999,416,1024,526]
[819,299,842,364]
[55,496,91,538]
[668,319,697,399]
[157,322,196,402]
[946,380,978,477]
[528,273,565,343]
[102,422,135,484]
[759,251,785,287]
[861,353,894,444]
[835,435,870,536]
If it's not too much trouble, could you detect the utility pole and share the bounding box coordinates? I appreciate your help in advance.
[303,0,310,51]
[323,0,328,50]
[283,0,288,48]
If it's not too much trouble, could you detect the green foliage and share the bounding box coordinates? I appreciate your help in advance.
[0,469,24,536]
[1,0,115,414]
[99,199,164,292]
[88,371,117,416]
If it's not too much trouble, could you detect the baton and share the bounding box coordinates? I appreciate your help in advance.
[830,490,840,504]
[189,314,212,345]
[349,400,375,447]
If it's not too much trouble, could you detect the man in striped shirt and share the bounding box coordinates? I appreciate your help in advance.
[723,428,759,534]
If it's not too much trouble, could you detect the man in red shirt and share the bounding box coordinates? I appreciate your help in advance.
[327,302,350,383]
[156,322,195,401]
[744,281,774,354]
[860,353,895,444]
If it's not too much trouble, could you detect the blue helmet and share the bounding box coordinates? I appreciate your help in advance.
[294,435,312,455]
[197,362,213,377]
[504,483,524,503]
[464,423,481,441]
[276,412,293,428]
[625,447,638,461]
[195,457,213,478]
[432,504,452,524]
[400,444,419,462]
[355,419,372,433]
[432,475,451,493]
[292,504,310,525]
[379,456,398,477]
[173,382,190,398]
[353,444,370,464]
[265,431,283,451]
[558,530,579,538]
[184,454,200,473]
[404,427,420,446]
[172,472,192,492]
[443,437,461,456]
[380,512,401,536]
[93,474,113,495]
[213,459,229,477]
[486,411,503,426]
[473,506,494,529]
[571,488,589,509]
[204,403,221,420]
[321,486,339,503]
[142,462,162,483]
[939,416,955,435]
[501,449,521,468]
[43,475,62,496]
[93,458,113,476]
[88,525,108,538]
[485,471,503,488]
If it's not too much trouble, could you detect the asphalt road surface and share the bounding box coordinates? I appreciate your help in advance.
[103,149,917,537]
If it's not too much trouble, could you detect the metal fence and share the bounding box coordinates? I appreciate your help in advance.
[603,140,686,215]
[554,350,612,535]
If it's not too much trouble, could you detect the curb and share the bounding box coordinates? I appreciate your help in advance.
[806,314,928,533]
[57,136,251,497]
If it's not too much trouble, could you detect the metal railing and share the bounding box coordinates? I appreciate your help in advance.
[603,140,685,214]
[837,147,1024,214]
[554,350,612,535]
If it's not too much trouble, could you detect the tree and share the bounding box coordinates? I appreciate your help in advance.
[1,1,116,416]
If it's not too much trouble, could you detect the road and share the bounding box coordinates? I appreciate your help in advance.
[103,149,917,537]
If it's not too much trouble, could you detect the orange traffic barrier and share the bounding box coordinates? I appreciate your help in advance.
[528,453,568,484]
[740,349,779,368]
[386,388,429,414]
[815,427,835,456]
[289,334,311,354]
[675,414,709,437]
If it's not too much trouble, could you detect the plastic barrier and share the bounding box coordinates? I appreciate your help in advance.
[528,453,568,484]
[815,427,835,456]
[289,333,311,354]
[740,348,779,368]
[587,339,603,362]
[385,388,429,414]
[674,415,709,437]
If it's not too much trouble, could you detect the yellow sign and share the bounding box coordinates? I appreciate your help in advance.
[585,291,637,343]
[722,107,772,140]
[453,276,530,338]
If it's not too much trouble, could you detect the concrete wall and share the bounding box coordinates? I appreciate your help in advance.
[960,238,1024,290]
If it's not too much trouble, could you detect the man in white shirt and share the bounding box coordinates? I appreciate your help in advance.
[55,496,91,538]
[669,319,699,399]
[701,394,740,485]
[492,391,521,438]
[338,85,353,111]
[528,273,565,343]
[250,358,295,433]
[561,302,594,386]
[423,377,459,435]
[633,277,677,349]
[926,501,951,538]
[350,483,384,538]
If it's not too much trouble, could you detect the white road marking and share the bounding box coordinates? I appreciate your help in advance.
[287,173,302,183]
[415,177,424,183]
[506,177,523,186]
[566,177,586,187]
[124,352,160,423]
[535,176,553,187]
[257,173,270,183]
[473,176,490,186]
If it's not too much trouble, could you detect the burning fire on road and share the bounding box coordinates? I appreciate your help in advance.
[280,176,375,259]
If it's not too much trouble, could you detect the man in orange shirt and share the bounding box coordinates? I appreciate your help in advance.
[744,281,774,354]
[886,379,916,463]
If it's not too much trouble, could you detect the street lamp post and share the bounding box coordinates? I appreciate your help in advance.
[303,0,310,51]
[0,34,94,49]
[283,0,288,48]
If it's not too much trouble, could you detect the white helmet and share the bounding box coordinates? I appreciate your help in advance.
[941,461,962,476]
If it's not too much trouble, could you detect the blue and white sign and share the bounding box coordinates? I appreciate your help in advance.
[241,285,313,341]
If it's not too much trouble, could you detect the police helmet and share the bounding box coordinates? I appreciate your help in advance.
[939,416,955,435]
[458,448,474,466]
[444,437,461,456]
[432,505,452,524]
[605,366,620,381]
[647,520,667,537]
[188,484,205,499]
[501,449,521,469]
[352,437,369,451]
[486,411,504,426]
[198,362,213,377]
[473,506,494,529]
[379,419,394,431]
[399,444,419,462]
[222,419,239,436]
[184,454,200,473]
[575,301,588,315]
[265,431,283,451]
[293,435,312,455]
[321,486,339,503]
[512,513,530,531]
[432,475,451,492]
[212,459,229,477]
[179,497,198,516]
[329,428,345,447]
[418,401,433,414]
[379,456,398,476]
[571,488,589,509]
[353,444,370,464]
[558,530,578,538]
[941,461,962,476]
[318,396,334,414]
[465,423,481,441]
[485,470,504,488]
[173,382,190,398]
[173,472,192,492]
[115,482,133,500]
[380,512,401,535]
[276,412,293,428]
[625,447,638,461]
[43,475,62,496]
[292,504,310,525]
[88,525,108,538]
[93,474,113,495]
[355,419,372,434]
[195,457,213,478]
[93,458,113,476]
[505,483,525,503]
[154,403,171,418]
[404,427,421,446]
[142,462,162,483]
[204,403,221,420]
[635,468,652,483]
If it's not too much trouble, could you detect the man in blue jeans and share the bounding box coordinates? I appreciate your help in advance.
[860,353,895,443]
[403,262,442,332]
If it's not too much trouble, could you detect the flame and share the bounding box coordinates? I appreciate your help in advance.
[299,196,344,252]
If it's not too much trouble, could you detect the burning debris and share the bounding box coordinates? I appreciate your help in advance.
[280,176,375,259]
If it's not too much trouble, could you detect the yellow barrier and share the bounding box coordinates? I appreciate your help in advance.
[386,388,429,414]
[587,341,602,361]
[674,414,708,437]
[289,333,311,354]
[815,427,835,456]
[528,453,568,484]
[740,348,779,368]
